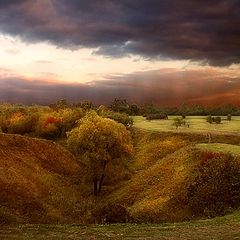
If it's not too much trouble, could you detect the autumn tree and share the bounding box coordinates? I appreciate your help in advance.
[173,117,184,129]
[206,115,213,124]
[49,99,68,110]
[110,99,130,113]
[78,100,94,111]
[67,111,133,196]
[98,106,133,128]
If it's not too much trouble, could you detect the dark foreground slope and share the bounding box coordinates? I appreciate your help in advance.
[0,134,83,224]
[1,216,240,240]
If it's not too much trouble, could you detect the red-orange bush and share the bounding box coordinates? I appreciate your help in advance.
[44,116,62,126]
[90,204,131,223]
[200,151,225,169]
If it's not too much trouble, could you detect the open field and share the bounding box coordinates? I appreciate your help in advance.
[196,143,240,155]
[133,116,240,134]
[1,212,240,240]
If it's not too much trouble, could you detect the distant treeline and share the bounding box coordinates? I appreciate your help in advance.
[109,99,240,116]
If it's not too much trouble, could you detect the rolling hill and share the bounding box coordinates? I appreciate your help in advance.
[0,133,83,224]
[1,130,240,225]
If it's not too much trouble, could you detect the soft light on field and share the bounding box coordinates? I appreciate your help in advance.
[133,116,240,134]
[196,143,240,155]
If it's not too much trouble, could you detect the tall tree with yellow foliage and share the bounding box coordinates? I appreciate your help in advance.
[67,111,133,196]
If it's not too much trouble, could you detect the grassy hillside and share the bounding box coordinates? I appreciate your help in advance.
[1,130,240,226]
[0,133,86,224]
[1,110,240,238]
[133,115,240,134]
[102,131,240,223]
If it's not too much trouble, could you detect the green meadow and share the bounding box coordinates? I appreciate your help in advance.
[196,143,240,155]
[133,115,240,134]
[1,213,240,240]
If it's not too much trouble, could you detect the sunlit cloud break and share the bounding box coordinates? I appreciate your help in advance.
[0,67,239,106]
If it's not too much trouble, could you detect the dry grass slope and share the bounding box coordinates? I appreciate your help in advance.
[106,131,240,223]
[1,130,240,225]
[0,133,84,224]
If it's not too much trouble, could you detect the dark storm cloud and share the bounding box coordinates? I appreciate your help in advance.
[0,0,239,66]
[0,0,27,7]
[0,68,240,105]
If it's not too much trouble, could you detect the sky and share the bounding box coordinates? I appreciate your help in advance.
[0,0,239,106]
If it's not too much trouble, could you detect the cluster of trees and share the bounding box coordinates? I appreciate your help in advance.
[0,102,133,139]
[0,102,134,197]
[155,104,240,116]
[0,105,85,138]
[110,99,140,115]
[206,115,222,124]
[97,105,133,127]
[21,98,239,120]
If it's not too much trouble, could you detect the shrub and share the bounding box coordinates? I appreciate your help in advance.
[206,115,213,124]
[206,115,221,124]
[4,113,39,135]
[60,108,85,134]
[0,115,8,133]
[35,116,62,139]
[99,109,133,127]
[213,116,221,124]
[199,151,225,167]
[91,204,131,223]
[173,117,184,128]
[227,114,232,121]
[186,152,240,218]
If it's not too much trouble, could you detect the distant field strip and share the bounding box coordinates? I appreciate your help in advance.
[196,143,240,155]
[133,116,240,134]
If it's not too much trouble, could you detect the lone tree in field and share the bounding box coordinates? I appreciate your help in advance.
[173,117,184,129]
[206,115,213,124]
[67,111,133,196]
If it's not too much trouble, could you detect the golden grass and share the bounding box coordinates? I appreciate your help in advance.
[2,130,240,224]
[196,143,240,155]
[107,145,198,222]
[133,133,188,170]
[105,131,240,223]
[0,133,87,224]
